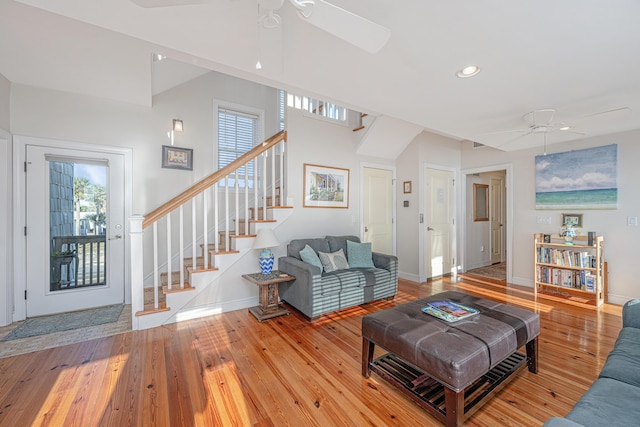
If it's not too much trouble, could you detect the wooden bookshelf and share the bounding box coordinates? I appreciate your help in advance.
[534,233,606,308]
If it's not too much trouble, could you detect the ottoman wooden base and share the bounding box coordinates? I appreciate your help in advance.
[366,348,532,426]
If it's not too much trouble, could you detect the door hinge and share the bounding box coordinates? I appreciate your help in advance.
[24,290,27,300]
[452,179,455,186]
[24,226,27,236]
[24,161,27,172]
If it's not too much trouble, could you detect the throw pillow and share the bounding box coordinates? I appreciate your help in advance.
[299,244,323,272]
[347,240,375,268]
[318,249,350,273]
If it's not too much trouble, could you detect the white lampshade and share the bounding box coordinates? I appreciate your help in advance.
[252,228,280,249]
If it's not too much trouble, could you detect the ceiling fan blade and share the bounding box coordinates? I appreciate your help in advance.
[295,0,391,53]
[570,107,632,126]
[130,0,207,8]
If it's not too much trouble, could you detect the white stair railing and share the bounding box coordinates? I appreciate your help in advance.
[129,131,287,328]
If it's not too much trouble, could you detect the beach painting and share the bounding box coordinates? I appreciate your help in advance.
[535,144,618,209]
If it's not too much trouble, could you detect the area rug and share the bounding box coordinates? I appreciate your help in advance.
[1,304,124,341]
[464,262,506,281]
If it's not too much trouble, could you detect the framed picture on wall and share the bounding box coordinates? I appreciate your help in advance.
[403,181,412,193]
[162,145,193,171]
[303,163,349,208]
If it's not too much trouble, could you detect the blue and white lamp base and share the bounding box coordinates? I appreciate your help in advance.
[259,254,275,274]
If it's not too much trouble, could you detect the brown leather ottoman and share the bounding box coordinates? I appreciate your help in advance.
[362,291,539,426]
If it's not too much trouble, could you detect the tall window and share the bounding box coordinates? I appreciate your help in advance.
[218,107,260,188]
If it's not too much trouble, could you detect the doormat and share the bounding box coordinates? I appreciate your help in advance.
[1,304,124,341]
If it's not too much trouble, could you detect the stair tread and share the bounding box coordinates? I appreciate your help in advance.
[186,265,219,273]
[136,302,169,316]
[353,126,365,132]
[209,249,240,255]
[162,283,195,294]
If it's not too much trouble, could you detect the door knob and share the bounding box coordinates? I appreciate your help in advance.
[427,227,434,231]
[364,226,369,232]
[109,234,122,240]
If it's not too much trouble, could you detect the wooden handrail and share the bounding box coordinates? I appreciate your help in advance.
[143,130,287,228]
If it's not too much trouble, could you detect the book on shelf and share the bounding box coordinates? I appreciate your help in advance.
[421,300,479,322]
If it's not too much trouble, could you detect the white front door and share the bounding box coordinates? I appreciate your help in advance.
[25,145,126,316]
[363,167,394,254]
[490,176,505,264]
[426,168,454,278]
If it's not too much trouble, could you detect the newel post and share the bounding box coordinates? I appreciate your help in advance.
[129,215,144,330]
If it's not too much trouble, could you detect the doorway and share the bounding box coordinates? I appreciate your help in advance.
[462,165,512,283]
[362,165,394,254]
[23,143,127,317]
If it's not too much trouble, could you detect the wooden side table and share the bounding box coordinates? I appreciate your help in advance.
[242,271,296,322]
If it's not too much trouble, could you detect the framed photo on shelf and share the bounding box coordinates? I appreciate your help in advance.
[162,145,193,171]
[303,163,349,208]
[561,213,583,227]
[403,181,412,194]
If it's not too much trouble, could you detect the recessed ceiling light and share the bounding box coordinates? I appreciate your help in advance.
[559,125,572,131]
[456,65,481,78]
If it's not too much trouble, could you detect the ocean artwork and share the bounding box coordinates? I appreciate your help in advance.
[535,144,618,209]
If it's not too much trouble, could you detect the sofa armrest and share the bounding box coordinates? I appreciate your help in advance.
[277,256,322,318]
[542,418,584,427]
[279,256,321,278]
[372,252,398,272]
[623,299,640,329]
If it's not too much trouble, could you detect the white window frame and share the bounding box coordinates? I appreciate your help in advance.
[287,94,349,126]
[213,100,265,189]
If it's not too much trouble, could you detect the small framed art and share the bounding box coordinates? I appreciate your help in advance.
[403,181,412,194]
[162,145,193,171]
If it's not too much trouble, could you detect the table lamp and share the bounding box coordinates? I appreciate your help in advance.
[252,228,280,274]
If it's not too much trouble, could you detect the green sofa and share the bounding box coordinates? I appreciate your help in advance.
[277,235,398,320]
[543,298,640,427]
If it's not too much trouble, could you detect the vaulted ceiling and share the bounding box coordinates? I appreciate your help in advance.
[2,0,640,151]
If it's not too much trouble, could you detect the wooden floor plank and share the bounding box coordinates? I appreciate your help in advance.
[0,277,624,426]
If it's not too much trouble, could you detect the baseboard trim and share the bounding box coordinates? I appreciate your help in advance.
[171,296,259,323]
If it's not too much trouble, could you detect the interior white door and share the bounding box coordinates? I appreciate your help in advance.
[490,176,505,264]
[25,145,125,316]
[426,168,454,278]
[363,167,393,254]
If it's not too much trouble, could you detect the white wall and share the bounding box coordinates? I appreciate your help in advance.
[11,71,279,215]
[461,132,640,304]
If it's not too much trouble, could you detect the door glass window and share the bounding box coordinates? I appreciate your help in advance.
[49,160,107,291]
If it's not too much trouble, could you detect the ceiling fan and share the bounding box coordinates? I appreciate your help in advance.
[130,0,391,54]
[493,107,632,151]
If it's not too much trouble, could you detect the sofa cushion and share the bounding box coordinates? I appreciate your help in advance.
[598,327,640,388]
[326,235,360,255]
[347,240,375,268]
[564,378,640,426]
[318,249,349,273]
[299,244,323,272]
[287,238,330,260]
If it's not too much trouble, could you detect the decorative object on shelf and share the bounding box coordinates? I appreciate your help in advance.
[561,224,577,244]
[535,144,618,210]
[403,181,412,194]
[253,228,280,274]
[162,145,193,170]
[303,163,350,208]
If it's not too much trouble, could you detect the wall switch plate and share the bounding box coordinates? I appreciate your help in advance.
[536,216,552,224]
[628,216,638,226]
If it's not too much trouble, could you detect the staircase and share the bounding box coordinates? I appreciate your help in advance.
[129,131,290,330]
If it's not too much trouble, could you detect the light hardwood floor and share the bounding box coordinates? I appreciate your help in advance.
[0,276,623,426]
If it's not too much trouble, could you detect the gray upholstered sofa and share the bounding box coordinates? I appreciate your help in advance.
[543,299,640,427]
[277,235,398,320]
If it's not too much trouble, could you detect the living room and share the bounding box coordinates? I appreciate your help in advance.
[1,1,640,425]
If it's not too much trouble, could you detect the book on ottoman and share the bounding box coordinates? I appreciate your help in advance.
[421,300,479,322]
